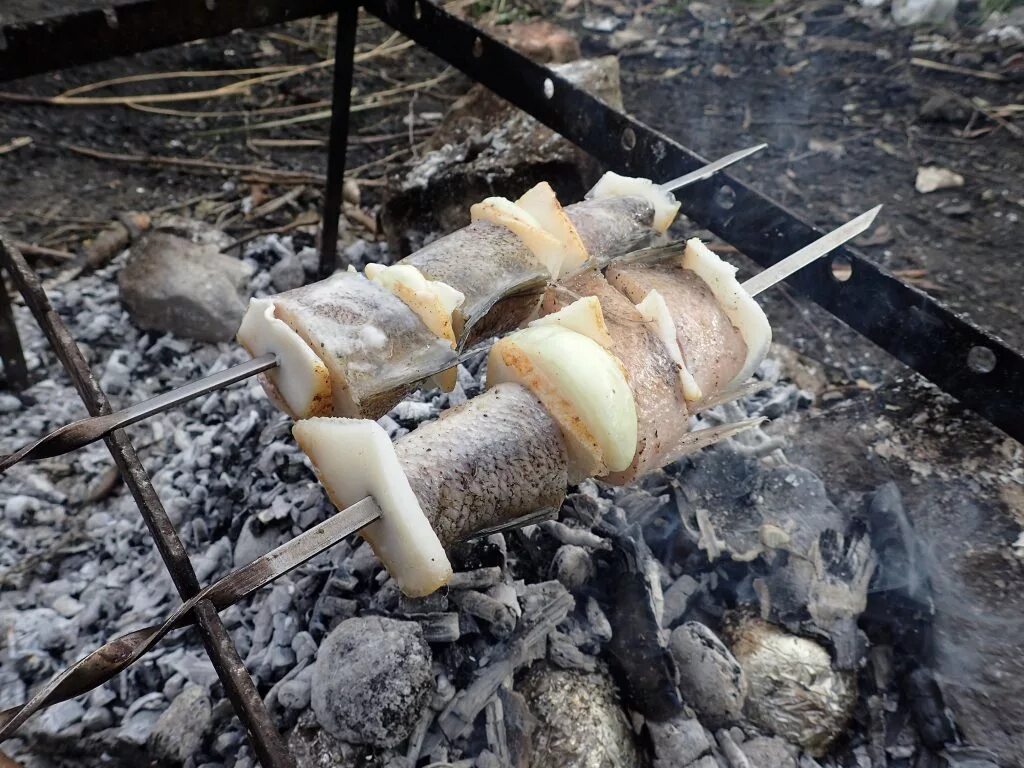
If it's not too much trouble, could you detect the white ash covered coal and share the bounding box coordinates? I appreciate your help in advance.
[0,231,984,768]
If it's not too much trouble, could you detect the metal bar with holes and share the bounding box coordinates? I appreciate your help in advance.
[362,0,1024,444]
[0,233,295,768]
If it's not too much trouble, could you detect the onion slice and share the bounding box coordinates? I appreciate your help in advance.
[470,197,568,279]
[516,182,589,274]
[529,294,614,349]
[486,323,638,480]
[634,289,703,402]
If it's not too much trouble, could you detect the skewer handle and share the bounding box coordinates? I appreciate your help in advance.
[0,353,278,471]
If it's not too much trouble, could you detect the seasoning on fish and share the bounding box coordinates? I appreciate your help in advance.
[269,271,457,419]
[394,383,569,548]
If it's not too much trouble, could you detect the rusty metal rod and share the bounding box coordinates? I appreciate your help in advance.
[0,231,294,768]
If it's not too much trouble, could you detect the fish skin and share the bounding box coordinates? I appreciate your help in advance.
[395,383,568,548]
[273,271,457,419]
[403,221,550,346]
[565,196,656,267]
[606,261,748,402]
[543,269,687,485]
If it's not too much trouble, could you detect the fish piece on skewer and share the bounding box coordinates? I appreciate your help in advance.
[270,271,457,419]
[606,238,771,398]
[394,383,569,548]
[542,272,690,485]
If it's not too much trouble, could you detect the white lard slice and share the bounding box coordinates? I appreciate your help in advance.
[486,324,638,480]
[634,289,703,403]
[236,298,332,418]
[529,295,613,349]
[515,181,589,273]
[293,417,452,597]
[680,238,772,388]
[585,171,682,233]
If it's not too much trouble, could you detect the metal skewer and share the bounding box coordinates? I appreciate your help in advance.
[741,205,882,297]
[660,143,767,192]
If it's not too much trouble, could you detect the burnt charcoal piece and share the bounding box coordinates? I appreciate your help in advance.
[595,527,682,720]
[905,667,955,750]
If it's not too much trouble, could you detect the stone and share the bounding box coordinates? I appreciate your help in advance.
[669,622,747,726]
[490,21,580,63]
[311,616,433,747]
[662,575,701,627]
[519,663,641,768]
[729,617,854,757]
[915,166,965,194]
[118,232,253,342]
[550,544,595,590]
[740,736,799,768]
[148,684,213,763]
[648,716,711,767]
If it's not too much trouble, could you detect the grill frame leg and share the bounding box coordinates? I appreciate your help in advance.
[318,2,360,279]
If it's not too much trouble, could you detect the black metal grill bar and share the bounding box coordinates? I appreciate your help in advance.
[0,0,337,83]
[363,0,1024,444]
[0,232,295,768]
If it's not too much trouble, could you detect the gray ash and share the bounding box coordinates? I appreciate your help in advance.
[0,233,968,768]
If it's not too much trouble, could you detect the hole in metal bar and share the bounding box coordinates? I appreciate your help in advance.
[206,0,217,10]
[0,28,7,52]
[714,184,736,210]
[543,78,554,99]
[621,127,636,151]
[472,37,483,58]
[967,345,997,374]
[414,1,423,19]
[103,7,119,28]
[830,254,853,282]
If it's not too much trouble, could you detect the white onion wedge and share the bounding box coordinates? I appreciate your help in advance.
[470,197,567,279]
[516,182,589,274]
[529,295,613,349]
[634,289,703,402]
[585,171,681,233]
[236,298,332,418]
[680,238,772,388]
[293,418,452,597]
[486,325,637,479]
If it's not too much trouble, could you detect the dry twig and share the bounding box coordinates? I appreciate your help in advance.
[64,144,327,185]
[0,136,32,155]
